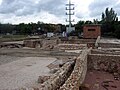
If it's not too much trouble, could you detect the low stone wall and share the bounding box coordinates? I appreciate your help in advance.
[58,44,87,50]
[24,39,96,49]
[24,40,41,48]
[41,39,59,50]
[60,39,96,44]
[99,43,120,48]
[59,49,91,90]
[91,49,120,55]
[95,36,100,48]
[88,54,120,74]
[24,39,58,49]
[87,42,95,48]
[40,60,75,90]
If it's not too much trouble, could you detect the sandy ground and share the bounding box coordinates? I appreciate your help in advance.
[65,50,82,53]
[0,57,56,89]
[0,55,22,65]
[2,41,24,44]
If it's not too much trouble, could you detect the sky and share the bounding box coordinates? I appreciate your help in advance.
[0,0,120,24]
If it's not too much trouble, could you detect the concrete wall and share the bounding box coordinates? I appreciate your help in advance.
[59,49,91,90]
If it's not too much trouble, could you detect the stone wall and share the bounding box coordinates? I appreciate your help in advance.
[58,44,87,50]
[24,40,41,48]
[59,49,91,90]
[38,49,91,90]
[88,54,120,75]
[41,39,59,50]
[40,60,75,90]
[87,42,95,48]
[91,49,120,55]
[98,43,120,48]
[24,39,59,49]
[24,39,96,49]
[60,39,96,44]
[95,36,100,48]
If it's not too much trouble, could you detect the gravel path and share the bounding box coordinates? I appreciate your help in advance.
[0,57,56,89]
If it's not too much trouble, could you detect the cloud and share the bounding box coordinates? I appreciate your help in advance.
[89,0,119,18]
[1,0,120,24]
[0,0,39,15]
[36,0,66,16]
[73,0,94,21]
[0,0,66,16]
[0,0,68,24]
[0,11,66,24]
[114,2,120,15]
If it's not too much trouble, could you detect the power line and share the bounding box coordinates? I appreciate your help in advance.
[65,0,75,34]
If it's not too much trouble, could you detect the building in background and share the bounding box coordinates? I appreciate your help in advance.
[66,27,75,34]
[83,24,101,39]
[47,32,54,37]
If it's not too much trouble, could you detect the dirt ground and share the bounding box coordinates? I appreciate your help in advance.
[0,56,56,89]
[83,70,120,90]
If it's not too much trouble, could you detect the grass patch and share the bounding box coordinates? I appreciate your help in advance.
[0,35,28,42]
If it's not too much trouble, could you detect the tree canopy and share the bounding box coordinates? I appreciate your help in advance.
[101,8,120,38]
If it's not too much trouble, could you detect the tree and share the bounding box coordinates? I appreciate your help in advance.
[17,23,32,35]
[115,24,120,39]
[101,8,118,36]
[85,20,93,24]
[102,8,118,22]
[75,21,85,33]
[0,23,2,34]
[0,23,14,34]
[93,19,99,24]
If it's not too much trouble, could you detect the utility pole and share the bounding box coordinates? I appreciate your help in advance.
[66,0,75,34]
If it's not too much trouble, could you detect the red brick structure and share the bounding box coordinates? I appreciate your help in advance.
[83,24,101,39]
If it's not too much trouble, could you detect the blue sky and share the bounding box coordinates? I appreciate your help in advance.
[0,0,120,24]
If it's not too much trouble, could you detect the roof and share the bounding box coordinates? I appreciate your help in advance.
[84,24,101,27]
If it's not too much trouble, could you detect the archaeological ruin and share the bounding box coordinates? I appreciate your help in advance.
[0,35,120,90]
